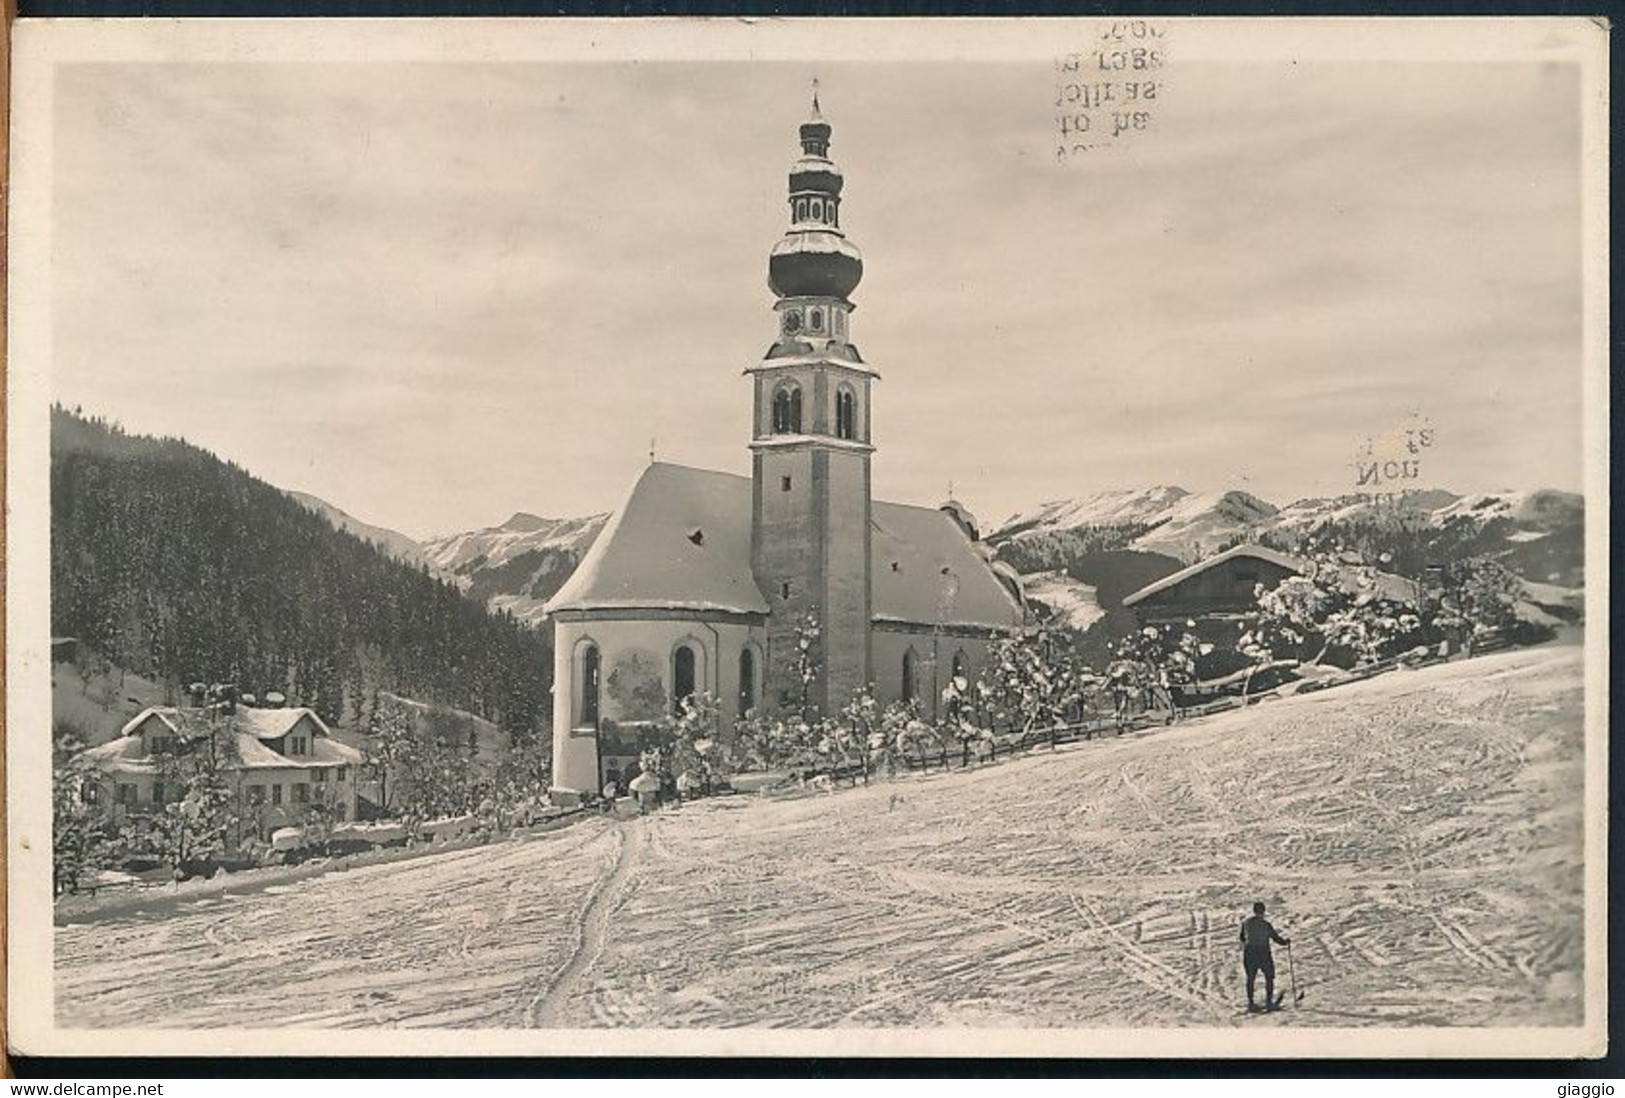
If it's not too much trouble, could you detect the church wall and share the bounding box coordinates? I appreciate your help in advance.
[870,625,994,723]
[550,614,765,798]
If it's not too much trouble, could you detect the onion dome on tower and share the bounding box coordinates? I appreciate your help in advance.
[768,89,864,302]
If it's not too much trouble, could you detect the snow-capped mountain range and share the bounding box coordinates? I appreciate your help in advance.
[990,485,1584,566]
[287,493,609,625]
[420,512,610,625]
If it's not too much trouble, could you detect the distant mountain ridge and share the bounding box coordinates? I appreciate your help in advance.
[991,485,1584,574]
[286,491,428,568]
[421,511,610,626]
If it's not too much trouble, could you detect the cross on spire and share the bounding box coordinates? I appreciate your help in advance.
[810,76,822,119]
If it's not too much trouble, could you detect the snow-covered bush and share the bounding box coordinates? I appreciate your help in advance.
[1426,556,1524,649]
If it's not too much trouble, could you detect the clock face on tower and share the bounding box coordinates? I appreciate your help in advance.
[781,310,803,335]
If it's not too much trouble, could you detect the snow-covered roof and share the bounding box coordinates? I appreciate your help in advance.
[770,232,860,258]
[544,462,1025,630]
[871,500,1026,630]
[90,705,358,773]
[1121,543,1416,608]
[232,730,362,770]
[545,463,771,616]
[118,707,180,739]
[235,706,332,742]
[81,735,157,775]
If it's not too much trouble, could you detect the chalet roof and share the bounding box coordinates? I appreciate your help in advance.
[118,708,180,739]
[117,704,333,742]
[81,735,157,775]
[235,706,331,742]
[1121,543,1417,608]
[91,705,360,775]
[544,461,1025,630]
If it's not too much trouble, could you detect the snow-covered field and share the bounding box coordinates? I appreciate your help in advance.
[55,646,1586,1030]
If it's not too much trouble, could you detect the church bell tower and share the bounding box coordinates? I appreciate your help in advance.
[749,89,876,716]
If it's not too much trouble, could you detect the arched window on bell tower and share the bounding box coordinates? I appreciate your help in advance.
[835,385,857,441]
[772,383,803,434]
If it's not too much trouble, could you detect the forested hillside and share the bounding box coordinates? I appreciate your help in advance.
[50,407,552,742]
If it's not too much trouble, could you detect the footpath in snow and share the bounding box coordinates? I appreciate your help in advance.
[54,645,1586,1030]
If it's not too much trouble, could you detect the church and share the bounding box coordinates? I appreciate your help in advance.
[547,97,1028,800]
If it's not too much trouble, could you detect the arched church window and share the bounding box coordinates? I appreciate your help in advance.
[772,384,803,434]
[796,198,808,221]
[835,387,857,441]
[673,644,697,715]
[811,198,823,221]
[577,641,601,729]
[738,648,757,716]
[901,649,918,704]
[810,309,824,332]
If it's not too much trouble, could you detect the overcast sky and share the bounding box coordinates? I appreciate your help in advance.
[51,55,1583,539]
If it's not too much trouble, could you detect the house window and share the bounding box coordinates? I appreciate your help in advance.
[152,781,166,804]
[672,645,697,714]
[271,784,283,805]
[578,642,601,729]
[313,768,327,783]
[294,783,310,804]
[781,581,792,599]
[337,766,348,782]
[81,780,100,805]
[835,387,857,441]
[781,475,792,492]
[902,650,918,704]
[738,648,757,715]
[247,785,265,805]
[772,384,803,434]
[116,783,136,805]
[287,735,308,756]
[336,802,348,822]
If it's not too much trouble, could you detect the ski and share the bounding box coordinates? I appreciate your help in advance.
[1238,992,1289,1017]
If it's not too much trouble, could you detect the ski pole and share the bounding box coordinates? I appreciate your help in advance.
[1287,941,1302,1004]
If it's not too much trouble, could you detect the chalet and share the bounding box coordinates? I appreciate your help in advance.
[1122,543,1420,675]
[80,703,363,844]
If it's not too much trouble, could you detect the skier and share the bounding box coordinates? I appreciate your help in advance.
[1240,901,1291,1012]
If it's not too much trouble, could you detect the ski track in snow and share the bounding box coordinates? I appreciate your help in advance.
[55,647,1586,1030]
